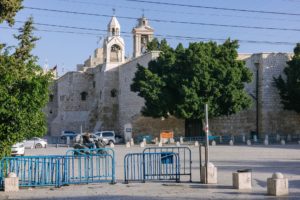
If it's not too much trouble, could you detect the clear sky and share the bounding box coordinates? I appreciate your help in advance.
[1,0,300,75]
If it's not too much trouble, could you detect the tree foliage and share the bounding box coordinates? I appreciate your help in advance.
[0,17,52,158]
[274,43,300,112]
[0,0,23,26]
[131,39,253,121]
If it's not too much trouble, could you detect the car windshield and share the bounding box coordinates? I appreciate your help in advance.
[102,132,113,137]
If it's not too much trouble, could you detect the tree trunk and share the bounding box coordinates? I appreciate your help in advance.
[185,119,204,137]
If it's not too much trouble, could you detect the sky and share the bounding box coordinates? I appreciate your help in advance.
[1,0,300,76]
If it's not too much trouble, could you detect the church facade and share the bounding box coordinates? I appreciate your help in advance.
[46,16,300,140]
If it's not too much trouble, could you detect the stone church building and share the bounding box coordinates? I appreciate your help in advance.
[46,15,300,140]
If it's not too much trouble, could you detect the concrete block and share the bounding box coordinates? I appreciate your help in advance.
[201,163,217,184]
[195,141,199,147]
[176,141,180,147]
[267,173,289,196]
[4,173,19,192]
[140,141,145,148]
[158,142,162,147]
[229,140,234,146]
[232,172,252,189]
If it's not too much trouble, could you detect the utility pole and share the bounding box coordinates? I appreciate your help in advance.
[205,104,209,184]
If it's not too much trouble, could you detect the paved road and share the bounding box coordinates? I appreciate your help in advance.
[0,144,299,199]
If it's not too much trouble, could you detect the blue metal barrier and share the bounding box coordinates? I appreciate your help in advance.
[124,152,180,183]
[0,155,63,188]
[0,148,115,188]
[143,147,192,182]
[65,148,115,184]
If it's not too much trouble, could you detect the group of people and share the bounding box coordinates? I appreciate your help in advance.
[74,132,106,150]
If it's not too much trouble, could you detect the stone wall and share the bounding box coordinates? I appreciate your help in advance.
[210,53,300,137]
[48,71,96,136]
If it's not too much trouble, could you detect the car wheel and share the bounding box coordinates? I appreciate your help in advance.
[35,143,43,148]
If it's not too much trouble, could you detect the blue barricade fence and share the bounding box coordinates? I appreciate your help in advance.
[0,148,115,188]
[65,148,115,184]
[124,152,180,183]
[143,147,192,182]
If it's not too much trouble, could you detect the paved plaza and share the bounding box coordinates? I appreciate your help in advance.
[0,144,299,199]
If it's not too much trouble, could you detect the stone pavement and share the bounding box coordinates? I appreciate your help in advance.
[0,144,299,199]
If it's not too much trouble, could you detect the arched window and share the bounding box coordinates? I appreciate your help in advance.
[81,92,88,101]
[110,44,121,62]
[112,28,115,36]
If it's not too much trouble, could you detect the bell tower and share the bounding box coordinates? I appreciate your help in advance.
[132,16,154,58]
[103,15,125,71]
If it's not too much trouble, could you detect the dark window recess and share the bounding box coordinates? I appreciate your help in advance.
[111,89,117,97]
[81,92,88,101]
[49,94,54,102]
[93,81,96,88]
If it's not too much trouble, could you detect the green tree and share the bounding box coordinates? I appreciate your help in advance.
[274,43,300,112]
[131,39,252,135]
[0,0,23,26]
[0,16,52,158]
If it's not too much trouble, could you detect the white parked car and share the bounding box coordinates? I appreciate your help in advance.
[23,137,47,149]
[11,142,25,156]
[94,131,116,145]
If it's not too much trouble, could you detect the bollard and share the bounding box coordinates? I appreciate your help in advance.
[267,173,289,196]
[287,134,292,142]
[110,142,115,148]
[4,172,19,192]
[242,135,246,143]
[253,135,257,143]
[140,141,145,148]
[170,138,175,144]
[130,138,134,146]
[264,139,269,145]
[143,138,147,144]
[219,136,223,144]
[126,141,130,148]
[180,136,183,144]
[176,141,180,147]
[158,142,162,147]
[276,134,280,142]
[155,137,158,145]
[281,140,285,145]
[298,140,300,144]
[229,140,234,146]
[233,169,252,190]
[247,140,251,146]
[195,141,199,147]
[211,140,216,146]
[201,162,217,184]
